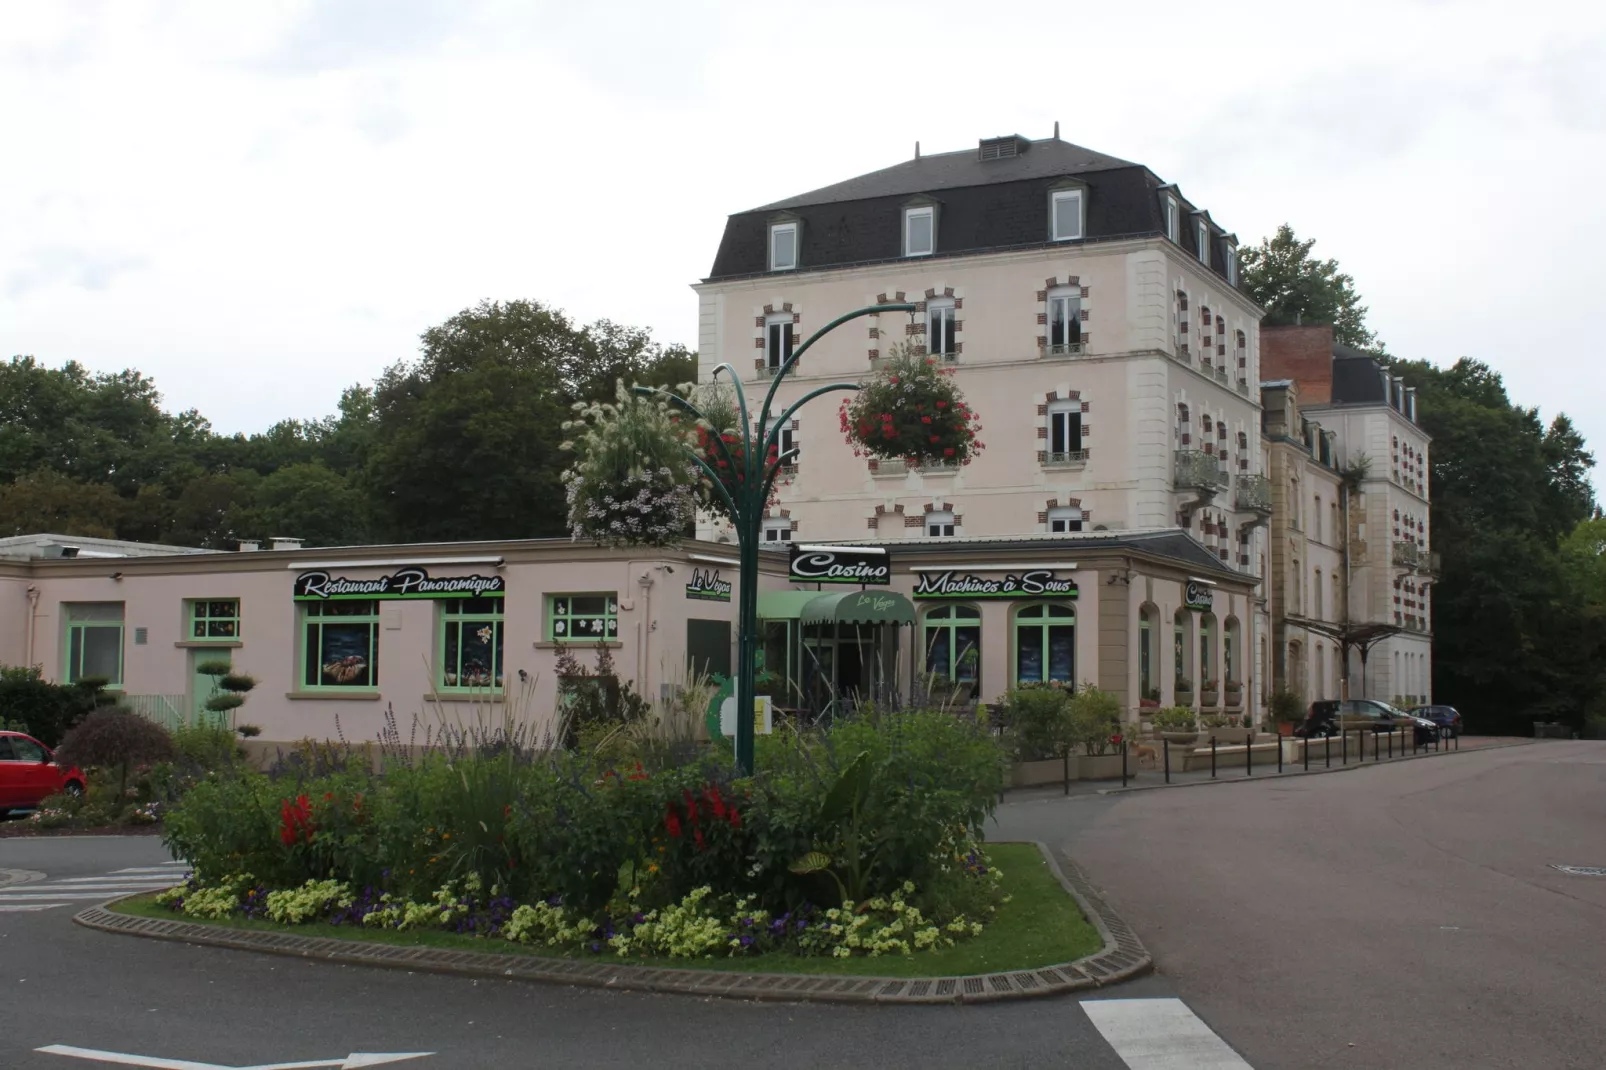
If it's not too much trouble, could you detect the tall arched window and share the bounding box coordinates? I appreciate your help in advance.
[922,605,980,692]
[1046,286,1081,354]
[1014,604,1076,685]
[1139,605,1157,699]
[1224,616,1241,683]
[1314,568,1324,619]
[1047,399,1083,463]
[1199,612,1217,685]
[1173,608,1194,691]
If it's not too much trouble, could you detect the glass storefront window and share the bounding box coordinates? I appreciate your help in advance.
[1014,603,1075,685]
[922,606,981,690]
[189,599,241,640]
[440,597,504,690]
[303,600,379,689]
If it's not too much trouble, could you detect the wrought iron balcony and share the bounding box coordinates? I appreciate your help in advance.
[1235,473,1272,513]
[1174,342,1193,365]
[1039,341,1087,359]
[1213,366,1230,386]
[1042,450,1090,469]
[1236,377,1250,397]
[1174,449,1227,491]
[1392,541,1421,569]
[869,458,909,477]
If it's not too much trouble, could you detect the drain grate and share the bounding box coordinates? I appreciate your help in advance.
[1550,864,1606,877]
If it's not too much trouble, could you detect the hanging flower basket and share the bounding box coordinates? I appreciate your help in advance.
[684,383,788,526]
[839,344,984,467]
[561,383,701,547]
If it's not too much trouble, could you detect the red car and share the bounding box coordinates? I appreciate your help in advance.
[0,731,86,816]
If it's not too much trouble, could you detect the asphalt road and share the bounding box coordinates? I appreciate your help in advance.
[2,740,1597,1068]
[998,739,1606,1070]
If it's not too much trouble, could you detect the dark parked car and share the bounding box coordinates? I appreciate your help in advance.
[1410,705,1462,738]
[1295,700,1439,746]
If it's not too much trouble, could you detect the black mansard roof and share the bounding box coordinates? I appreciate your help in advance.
[707,135,1240,285]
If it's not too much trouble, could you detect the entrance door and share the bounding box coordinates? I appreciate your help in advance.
[686,619,732,681]
[191,650,230,724]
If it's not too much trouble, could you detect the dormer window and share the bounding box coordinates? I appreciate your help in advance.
[1197,221,1211,268]
[769,222,797,272]
[1050,189,1084,242]
[904,205,935,257]
[1225,243,1238,286]
[1162,194,1179,242]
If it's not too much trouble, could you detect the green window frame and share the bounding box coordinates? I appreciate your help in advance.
[188,599,241,641]
[1200,614,1216,685]
[64,602,125,687]
[922,605,981,690]
[302,600,379,689]
[547,594,618,643]
[440,597,504,690]
[1139,612,1153,696]
[1013,603,1076,685]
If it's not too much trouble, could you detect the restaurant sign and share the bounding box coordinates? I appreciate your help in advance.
[293,567,505,601]
[685,567,733,602]
[788,545,891,586]
[913,569,1079,600]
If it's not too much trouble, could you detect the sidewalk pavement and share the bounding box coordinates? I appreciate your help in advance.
[1001,734,1535,802]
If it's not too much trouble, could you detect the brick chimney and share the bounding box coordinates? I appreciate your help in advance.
[1261,324,1335,404]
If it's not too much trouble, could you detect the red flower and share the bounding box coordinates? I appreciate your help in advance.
[944,448,955,456]
[694,828,707,852]
[920,416,932,424]
[665,812,682,839]
[930,435,940,443]
[936,400,948,408]
[728,806,742,830]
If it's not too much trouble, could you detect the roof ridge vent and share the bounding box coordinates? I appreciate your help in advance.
[978,134,1030,161]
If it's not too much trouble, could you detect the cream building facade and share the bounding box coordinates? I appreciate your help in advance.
[693,133,1270,716]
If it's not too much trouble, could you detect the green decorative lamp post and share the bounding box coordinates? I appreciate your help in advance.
[636,303,914,774]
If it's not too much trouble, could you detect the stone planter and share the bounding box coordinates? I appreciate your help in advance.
[1201,689,1220,707]
[1011,756,1073,788]
[1174,690,1194,707]
[1224,689,1244,708]
[1203,728,1254,746]
[1077,752,1129,780]
[1160,731,1199,745]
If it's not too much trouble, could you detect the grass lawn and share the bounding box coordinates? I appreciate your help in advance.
[111,842,1102,978]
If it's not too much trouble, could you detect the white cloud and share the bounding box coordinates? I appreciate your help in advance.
[2,0,1602,493]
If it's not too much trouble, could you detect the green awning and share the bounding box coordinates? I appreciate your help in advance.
[800,589,915,626]
[757,590,821,620]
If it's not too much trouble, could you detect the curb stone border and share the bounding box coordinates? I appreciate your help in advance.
[73,840,1150,1006]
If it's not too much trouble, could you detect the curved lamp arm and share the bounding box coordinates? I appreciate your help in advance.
[758,303,915,443]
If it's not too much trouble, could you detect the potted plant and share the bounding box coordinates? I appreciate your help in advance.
[561,383,703,546]
[1152,705,1198,745]
[1002,684,1074,787]
[839,344,985,468]
[1069,684,1127,779]
[1268,688,1305,737]
[1174,676,1194,707]
[1201,679,1220,707]
[1224,679,1244,707]
[1139,685,1161,710]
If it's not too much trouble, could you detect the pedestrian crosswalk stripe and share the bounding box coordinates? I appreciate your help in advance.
[111,865,188,874]
[0,863,190,915]
[54,875,185,884]
[1082,998,1253,1069]
[0,903,70,912]
[0,891,156,901]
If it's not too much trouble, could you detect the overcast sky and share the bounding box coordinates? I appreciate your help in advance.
[3,1,1602,490]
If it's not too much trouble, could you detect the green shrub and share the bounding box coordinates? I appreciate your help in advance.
[1001,685,1072,760]
[0,665,107,746]
[1067,684,1123,755]
[1151,706,1198,733]
[1269,688,1305,724]
[55,708,177,796]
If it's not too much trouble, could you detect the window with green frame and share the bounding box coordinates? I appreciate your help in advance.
[547,594,618,642]
[1139,611,1153,695]
[1014,603,1075,685]
[65,602,124,686]
[922,605,980,688]
[302,600,379,688]
[1199,613,1216,683]
[188,599,241,641]
[440,597,504,690]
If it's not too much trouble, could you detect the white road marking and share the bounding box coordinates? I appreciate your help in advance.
[0,891,152,901]
[37,1045,433,1069]
[0,902,70,912]
[1082,998,1254,1069]
[53,876,186,884]
[0,863,188,913]
[111,865,190,874]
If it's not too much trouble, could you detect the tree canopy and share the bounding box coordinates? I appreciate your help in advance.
[0,300,694,549]
[1240,224,1380,350]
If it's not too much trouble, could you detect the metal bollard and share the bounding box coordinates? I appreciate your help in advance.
[1454,731,1459,751]
[1342,730,1348,765]
[1247,732,1254,777]
[1164,736,1171,784]
[1278,733,1284,773]
[1063,749,1071,795]
[1121,739,1128,789]
[1388,730,1393,759]
[1211,735,1218,778]
[1325,733,1331,767]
